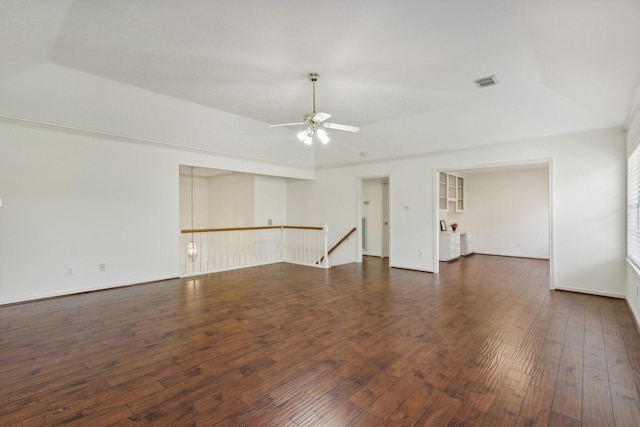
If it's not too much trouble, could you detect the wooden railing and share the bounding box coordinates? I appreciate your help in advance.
[180,225,329,276]
[317,227,357,265]
[181,225,324,233]
[184,225,282,233]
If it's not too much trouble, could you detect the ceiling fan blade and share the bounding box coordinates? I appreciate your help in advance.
[268,122,306,128]
[323,122,360,132]
[312,112,331,123]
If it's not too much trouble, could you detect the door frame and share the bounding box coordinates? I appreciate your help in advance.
[357,175,391,263]
[433,159,554,289]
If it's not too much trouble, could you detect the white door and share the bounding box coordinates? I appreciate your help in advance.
[383,181,389,257]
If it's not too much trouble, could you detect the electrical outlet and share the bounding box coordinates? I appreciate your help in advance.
[418,250,424,258]
[516,242,521,248]
[99,263,106,272]
[66,267,73,276]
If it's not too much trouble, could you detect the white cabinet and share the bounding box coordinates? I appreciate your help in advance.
[438,173,448,211]
[460,231,474,256]
[439,233,461,261]
[439,172,464,212]
[456,176,464,212]
[440,231,474,261]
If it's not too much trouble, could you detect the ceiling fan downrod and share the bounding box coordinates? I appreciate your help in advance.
[309,72,319,114]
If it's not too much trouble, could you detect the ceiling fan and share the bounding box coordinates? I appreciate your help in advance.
[269,73,359,145]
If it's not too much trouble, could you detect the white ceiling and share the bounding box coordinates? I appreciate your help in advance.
[2,0,640,169]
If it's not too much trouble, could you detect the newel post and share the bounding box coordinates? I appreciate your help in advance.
[281,223,285,262]
[323,225,329,268]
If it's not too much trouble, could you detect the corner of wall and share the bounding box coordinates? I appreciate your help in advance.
[626,83,640,150]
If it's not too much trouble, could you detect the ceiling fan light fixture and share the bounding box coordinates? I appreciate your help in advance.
[317,129,330,144]
[298,127,314,145]
[269,72,359,145]
[187,241,199,262]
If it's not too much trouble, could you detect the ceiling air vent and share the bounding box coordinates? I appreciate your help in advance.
[474,75,498,88]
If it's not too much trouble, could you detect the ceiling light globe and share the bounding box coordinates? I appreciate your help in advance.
[317,129,330,144]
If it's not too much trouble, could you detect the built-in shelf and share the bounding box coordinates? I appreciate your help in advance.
[439,173,448,211]
[439,172,464,213]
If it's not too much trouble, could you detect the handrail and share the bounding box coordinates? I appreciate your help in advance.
[283,225,324,231]
[181,225,323,234]
[317,227,357,264]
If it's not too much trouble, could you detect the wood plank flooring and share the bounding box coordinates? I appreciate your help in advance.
[1,255,640,426]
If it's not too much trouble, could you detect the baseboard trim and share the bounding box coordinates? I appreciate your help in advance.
[627,298,640,334]
[389,263,433,273]
[474,252,549,260]
[553,286,625,299]
[0,275,179,307]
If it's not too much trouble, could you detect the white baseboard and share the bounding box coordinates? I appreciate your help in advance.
[627,298,640,332]
[389,263,433,273]
[0,275,178,306]
[474,251,549,260]
[553,285,625,299]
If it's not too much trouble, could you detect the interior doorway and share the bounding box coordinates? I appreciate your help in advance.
[434,162,553,287]
[382,179,389,257]
[361,177,390,258]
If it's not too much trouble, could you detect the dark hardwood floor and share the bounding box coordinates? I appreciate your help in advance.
[1,255,640,426]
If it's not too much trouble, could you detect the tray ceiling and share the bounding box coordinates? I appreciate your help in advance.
[1,0,639,168]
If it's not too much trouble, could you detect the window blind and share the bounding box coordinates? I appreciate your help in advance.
[628,146,640,267]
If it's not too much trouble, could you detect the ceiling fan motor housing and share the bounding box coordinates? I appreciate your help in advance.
[267,72,359,137]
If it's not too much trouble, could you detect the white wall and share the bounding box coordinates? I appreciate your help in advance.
[254,175,287,227]
[288,127,627,296]
[207,173,255,228]
[178,172,288,229]
[0,118,628,304]
[0,123,178,304]
[0,119,312,305]
[179,174,209,230]
[287,168,363,267]
[464,168,549,258]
